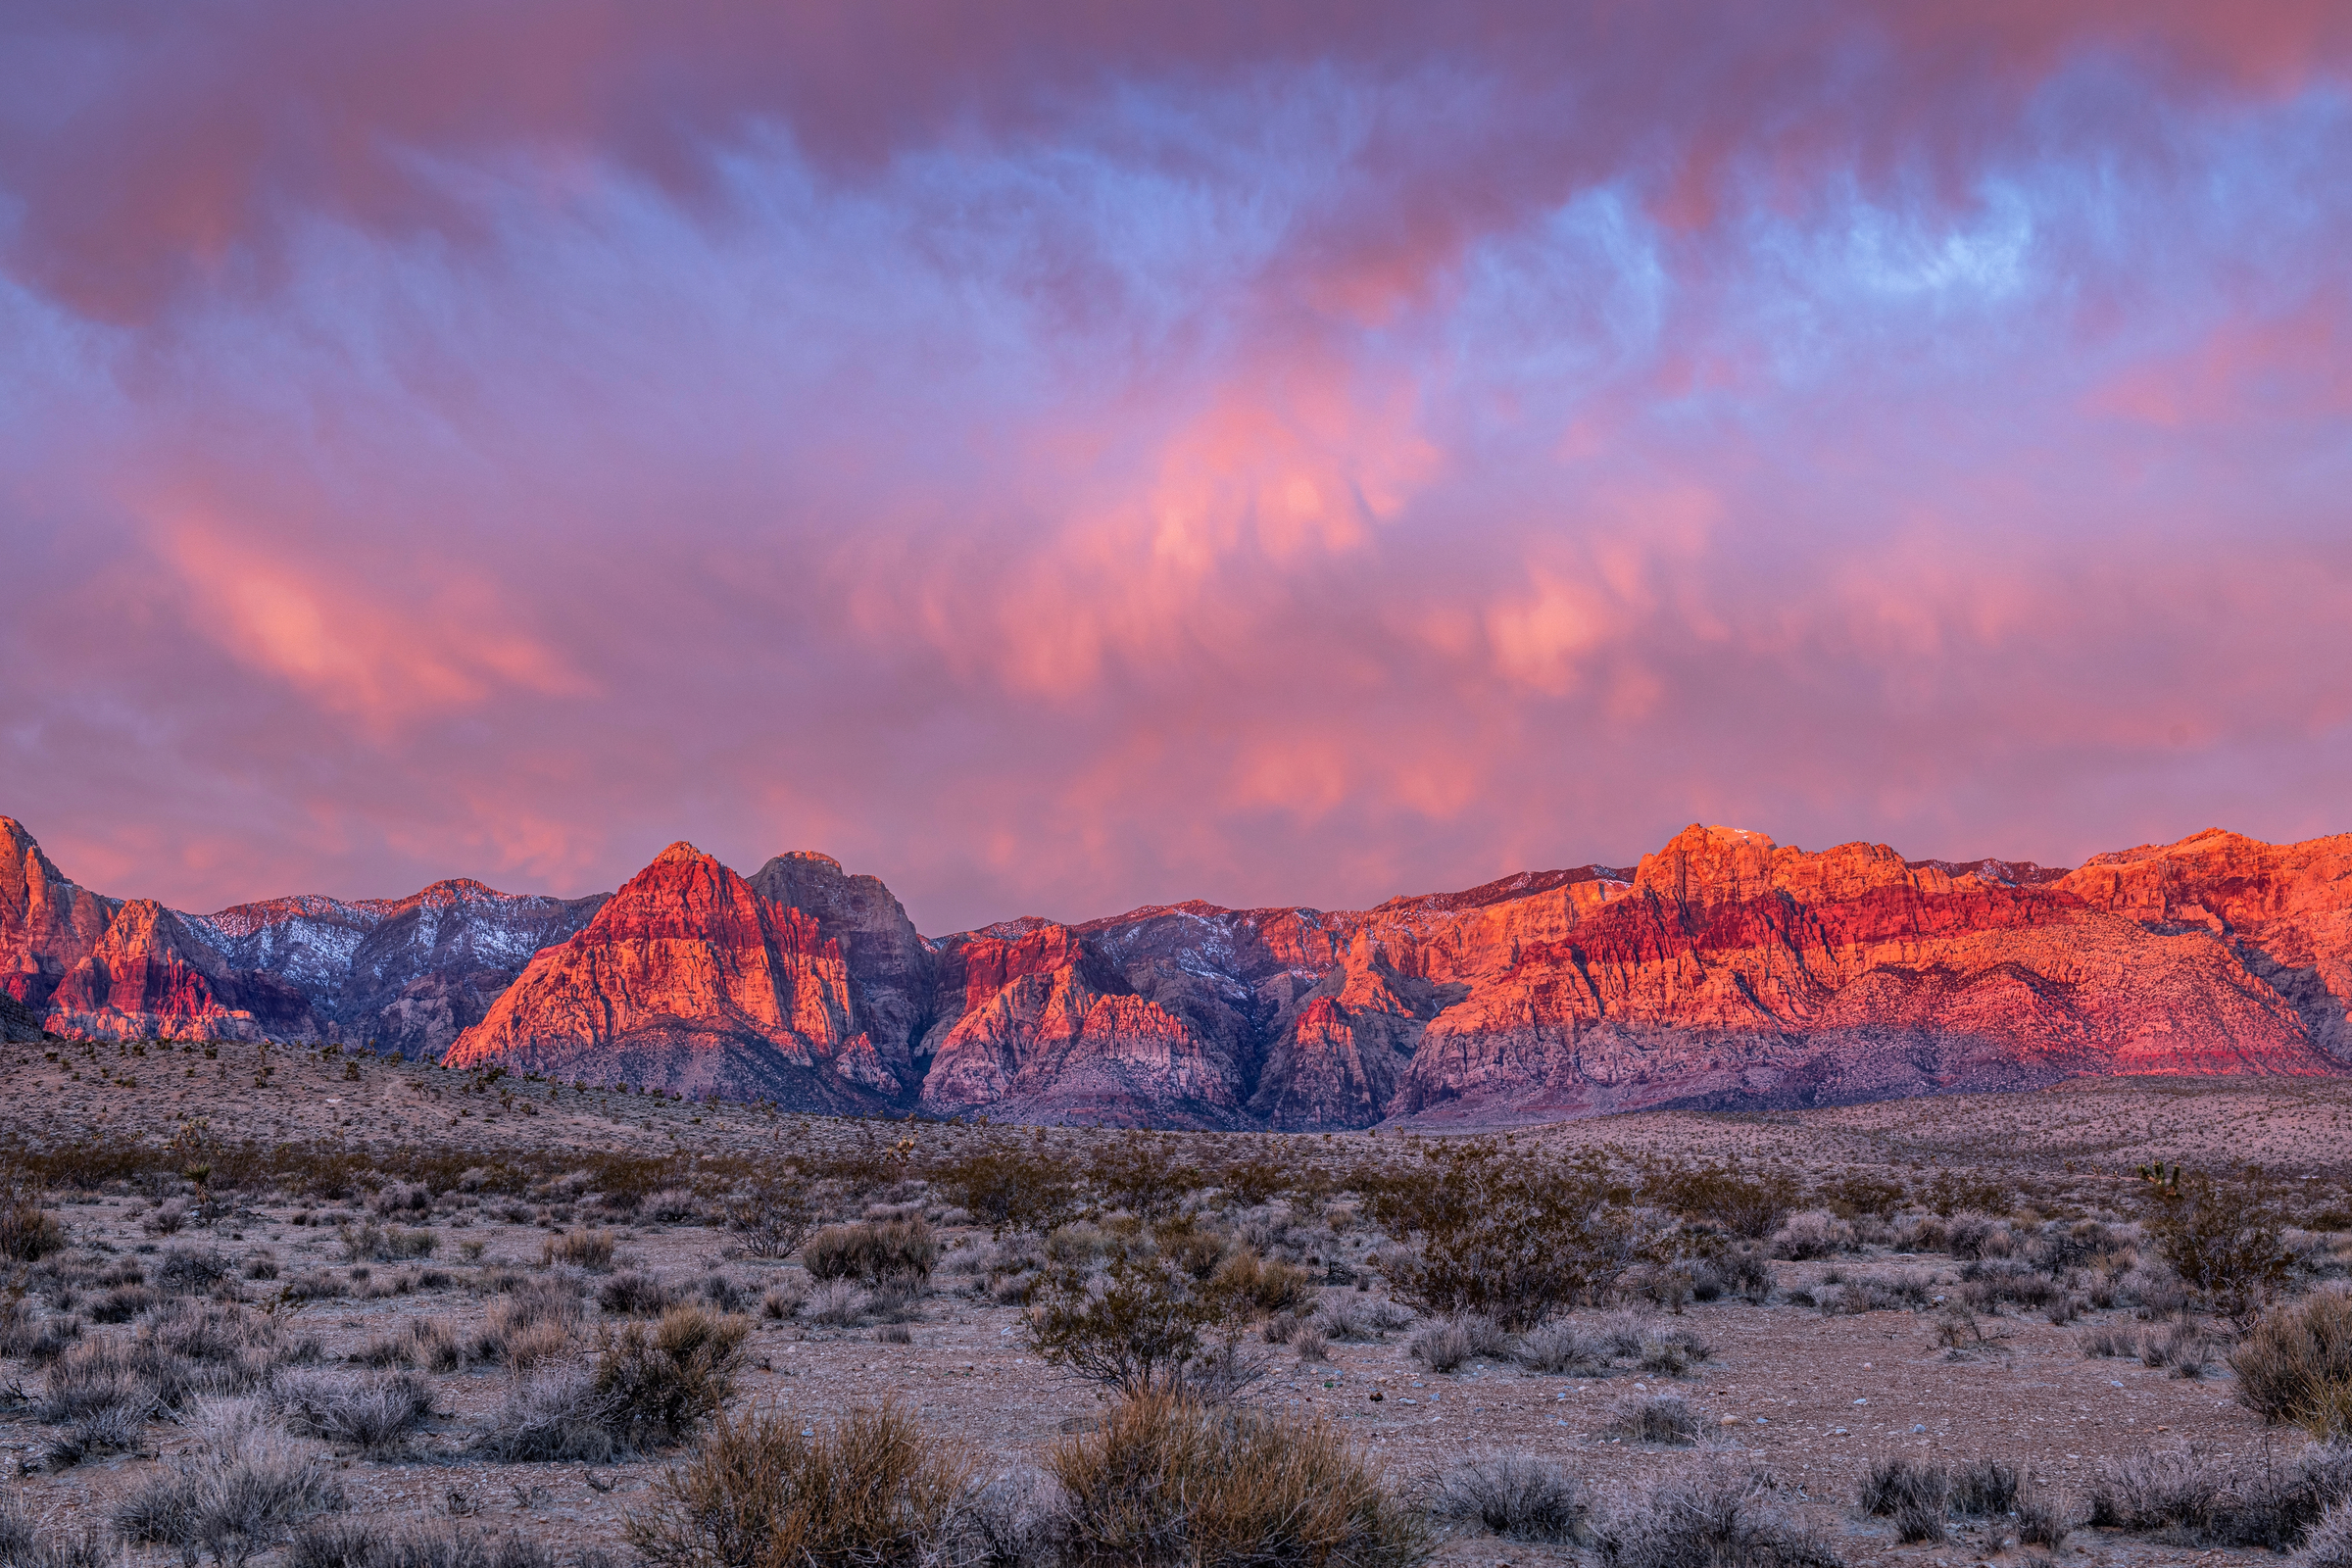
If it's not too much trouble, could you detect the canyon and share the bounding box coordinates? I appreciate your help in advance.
[5,812,2348,1127]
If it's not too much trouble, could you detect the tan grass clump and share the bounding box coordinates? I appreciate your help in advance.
[2233,1291,2352,1431]
[628,1400,970,1568]
[1047,1391,1428,1567]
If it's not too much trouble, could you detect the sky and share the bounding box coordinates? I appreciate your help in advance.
[4,4,2352,934]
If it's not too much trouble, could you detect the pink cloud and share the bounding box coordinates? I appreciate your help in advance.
[1,8,2350,931]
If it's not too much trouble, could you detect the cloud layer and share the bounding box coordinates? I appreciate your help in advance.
[4,4,2351,930]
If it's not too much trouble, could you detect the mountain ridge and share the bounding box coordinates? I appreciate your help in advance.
[5,812,2348,1128]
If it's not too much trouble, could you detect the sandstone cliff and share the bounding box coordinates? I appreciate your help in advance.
[45,898,318,1041]
[443,843,899,1108]
[1,817,119,1011]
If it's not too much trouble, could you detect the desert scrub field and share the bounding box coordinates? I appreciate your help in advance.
[0,1047,2350,1563]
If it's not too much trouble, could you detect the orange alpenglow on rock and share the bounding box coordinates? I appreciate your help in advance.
[5,812,2351,1127]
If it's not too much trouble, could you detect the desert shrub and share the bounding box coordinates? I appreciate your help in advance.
[1637,1327,1710,1378]
[628,1401,972,1568]
[1205,1250,1311,1318]
[1822,1272,1936,1316]
[354,1316,462,1372]
[804,1281,870,1327]
[475,1278,583,1367]
[2144,1321,2213,1379]
[1087,1135,1198,1222]
[37,1398,152,1470]
[1769,1210,1855,1261]
[722,1181,815,1260]
[158,1246,237,1295]
[591,1305,750,1450]
[115,1401,345,1565]
[1859,1456,1943,1518]
[804,1218,937,1291]
[1408,1315,1507,1373]
[1712,1246,1774,1302]
[600,1271,680,1318]
[642,1189,702,1224]
[2080,1324,2139,1358]
[931,1149,1079,1237]
[1593,1467,1838,1568]
[1948,1458,2021,1517]
[1426,1455,1587,1543]
[1645,1164,1799,1240]
[1515,1321,1608,1376]
[0,1191,67,1263]
[2089,1447,2224,1536]
[1291,1324,1329,1363]
[148,1299,276,1364]
[697,1273,753,1315]
[368,1183,431,1217]
[1026,1253,1256,1398]
[1591,1310,1648,1359]
[1409,1320,1472,1374]
[0,1298,77,1360]
[0,1496,107,1568]
[540,1229,615,1271]
[147,1199,194,1235]
[1819,1172,1907,1220]
[2311,1500,2352,1568]
[339,1223,437,1264]
[2236,1292,2352,1429]
[286,1522,571,1568]
[479,1368,614,1463]
[1365,1145,1655,1329]
[2087,1443,2352,1549]
[39,1340,166,1424]
[1048,1392,1427,1568]
[2141,1165,2293,1324]
[2212,1444,2352,1550]
[1605,1393,1698,1446]
[1310,1297,1412,1344]
[2016,1482,2073,1548]
[88,1285,159,1324]
[271,1371,433,1454]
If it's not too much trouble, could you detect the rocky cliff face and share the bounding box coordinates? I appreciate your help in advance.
[9,809,2351,1128]
[443,843,899,1108]
[746,852,935,1090]
[0,817,602,1049]
[2056,829,2352,1062]
[45,899,318,1041]
[1,817,120,1011]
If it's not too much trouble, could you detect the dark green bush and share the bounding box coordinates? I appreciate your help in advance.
[1365,1145,1654,1330]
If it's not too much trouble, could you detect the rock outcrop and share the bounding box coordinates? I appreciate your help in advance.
[1,817,120,1011]
[746,852,936,1092]
[915,922,1251,1127]
[2057,829,2352,1062]
[443,843,898,1108]
[44,899,318,1041]
[0,991,44,1043]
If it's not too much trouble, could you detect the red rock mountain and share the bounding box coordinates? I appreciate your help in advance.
[0,815,594,1048]
[8,810,2351,1127]
[443,843,905,1108]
